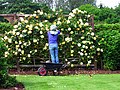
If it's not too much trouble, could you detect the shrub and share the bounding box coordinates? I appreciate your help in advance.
[97,30,120,70]
[95,23,120,32]
[0,38,17,88]
[0,22,13,34]
[2,8,103,66]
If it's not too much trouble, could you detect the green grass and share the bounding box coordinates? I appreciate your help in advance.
[16,74,120,90]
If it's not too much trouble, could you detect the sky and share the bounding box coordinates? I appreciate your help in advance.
[96,0,120,8]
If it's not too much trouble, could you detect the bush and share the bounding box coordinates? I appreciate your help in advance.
[2,8,103,66]
[0,38,17,88]
[95,23,120,32]
[97,30,120,70]
[0,22,13,34]
[79,4,119,24]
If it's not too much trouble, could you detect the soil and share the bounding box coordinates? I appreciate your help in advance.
[9,68,120,75]
[1,69,120,90]
[0,82,25,90]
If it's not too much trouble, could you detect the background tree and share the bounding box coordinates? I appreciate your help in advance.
[79,4,120,24]
[0,0,50,14]
[33,0,96,11]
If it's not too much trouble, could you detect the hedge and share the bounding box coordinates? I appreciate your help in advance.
[95,24,120,70]
[94,23,120,32]
[0,22,13,34]
[0,38,17,88]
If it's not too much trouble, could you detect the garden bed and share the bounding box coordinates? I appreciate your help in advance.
[0,82,24,90]
[9,69,120,75]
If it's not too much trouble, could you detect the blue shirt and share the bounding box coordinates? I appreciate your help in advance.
[47,30,60,45]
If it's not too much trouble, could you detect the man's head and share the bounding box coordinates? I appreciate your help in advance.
[50,25,57,31]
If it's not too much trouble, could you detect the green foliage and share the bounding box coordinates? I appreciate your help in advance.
[94,23,120,32]
[0,22,13,34]
[79,4,100,23]
[79,4,119,24]
[0,0,50,14]
[97,29,120,70]
[0,38,17,88]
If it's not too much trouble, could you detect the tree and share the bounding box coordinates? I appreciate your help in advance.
[0,0,50,14]
[79,4,119,24]
[33,0,96,11]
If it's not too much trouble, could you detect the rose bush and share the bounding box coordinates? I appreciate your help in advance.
[2,8,103,66]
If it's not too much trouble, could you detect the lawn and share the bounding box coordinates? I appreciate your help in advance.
[16,74,120,90]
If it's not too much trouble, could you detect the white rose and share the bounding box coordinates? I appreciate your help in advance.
[35,49,37,52]
[4,36,8,40]
[5,51,8,55]
[28,31,32,34]
[40,31,43,34]
[77,43,81,47]
[22,30,27,33]
[57,21,61,25]
[71,50,74,53]
[87,15,91,18]
[33,39,37,43]
[91,32,94,36]
[65,37,71,42]
[69,13,75,17]
[37,10,40,13]
[24,20,28,23]
[28,54,31,57]
[101,49,103,52]
[85,46,88,49]
[94,37,96,40]
[68,28,71,31]
[80,62,83,65]
[19,17,24,22]
[84,22,89,26]
[14,25,18,29]
[71,54,73,56]
[81,49,84,52]
[92,45,95,48]
[67,20,70,24]
[20,34,23,37]
[40,35,44,38]
[85,53,87,56]
[70,31,74,34]
[39,23,44,27]
[16,32,20,35]
[81,36,84,39]
[40,11,43,15]
[8,39,12,43]
[33,14,36,17]
[19,41,22,44]
[16,45,19,48]
[82,41,87,44]
[82,45,85,48]
[18,48,21,52]
[97,48,100,51]
[15,52,18,55]
[23,43,27,46]
[23,57,26,60]
[68,16,72,19]
[34,26,39,29]
[88,60,91,64]
[79,52,83,56]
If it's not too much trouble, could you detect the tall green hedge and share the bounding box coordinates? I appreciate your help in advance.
[95,23,120,32]
[0,38,17,88]
[95,24,120,70]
